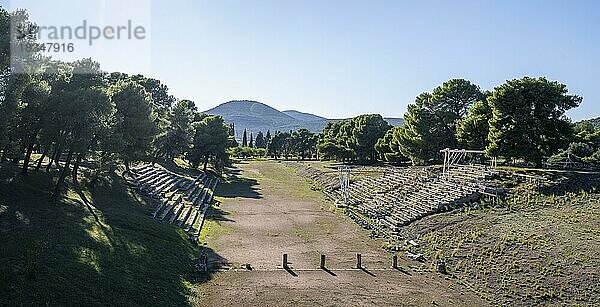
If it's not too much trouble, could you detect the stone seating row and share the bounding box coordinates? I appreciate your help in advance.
[329,165,496,240]
[128,164,220,243]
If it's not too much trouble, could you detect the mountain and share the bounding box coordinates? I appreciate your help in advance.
[204,101,311,140]
[282,110,327,122]
[383,117,404,126]
[203,100,403,141]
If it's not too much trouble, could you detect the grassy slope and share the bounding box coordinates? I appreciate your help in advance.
[397,177,600,305]
[0,162,202,306]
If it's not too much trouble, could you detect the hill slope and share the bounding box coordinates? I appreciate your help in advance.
[282,110,327,122]
[382,117,404,126]
[204,100,403,140]
[0,162,205,306]
[397,171,600,305]
[204,101,313,139]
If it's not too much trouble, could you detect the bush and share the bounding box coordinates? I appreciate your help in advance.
[229,146,266,158]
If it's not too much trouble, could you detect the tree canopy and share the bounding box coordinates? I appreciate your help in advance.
[397,79,484,164]
[187,115,233,171]
[317,114,390,163]
[486,77,582,165]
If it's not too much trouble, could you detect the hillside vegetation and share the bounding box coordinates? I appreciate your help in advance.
[0,162,204,306]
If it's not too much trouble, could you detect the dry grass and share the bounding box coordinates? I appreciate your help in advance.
[396,177,600,305]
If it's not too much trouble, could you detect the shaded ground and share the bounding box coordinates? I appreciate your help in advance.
[0,162,205,306]
[191,160,485,306]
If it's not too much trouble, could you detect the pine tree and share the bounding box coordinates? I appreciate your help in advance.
[398,79,484,164]
[487,77,582,165]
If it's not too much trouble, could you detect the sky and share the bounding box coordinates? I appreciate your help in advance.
[3,0,600,120]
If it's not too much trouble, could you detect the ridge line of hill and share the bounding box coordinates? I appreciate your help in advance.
[203,100,404,140]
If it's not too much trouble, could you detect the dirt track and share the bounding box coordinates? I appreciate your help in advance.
[192,160,486,306]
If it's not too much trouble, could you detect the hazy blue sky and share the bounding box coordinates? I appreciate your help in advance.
[3,0,600,120]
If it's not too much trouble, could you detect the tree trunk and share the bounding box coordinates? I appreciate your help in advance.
[203,155,209,172]
[71,152,84,186]
[47,142,62,172]
[35,144,50,171]
[21,127,42,174]
[53,147,63,168]
[21,142,35,175]
[51,149,73,200]
[151,149,160,166]
[11,147,20,164]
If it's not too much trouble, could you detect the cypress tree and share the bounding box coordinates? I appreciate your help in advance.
[255,131,266,148]
[266,130,271,144]
[242,129,248,147]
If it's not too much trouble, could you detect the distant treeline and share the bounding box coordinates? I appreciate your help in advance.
[236,77,598,166]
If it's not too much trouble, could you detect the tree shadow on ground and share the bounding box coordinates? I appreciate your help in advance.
[193,246,230,281]
[536,171,600,195]
[205,206,234,223]
[215,167,262,199]
[0,162,224,306]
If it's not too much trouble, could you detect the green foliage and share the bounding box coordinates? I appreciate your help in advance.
[456,97,492,150]
[291,128,318,159]
[579,117,600,129]
[188,115,233,172]
[266,129,318,160]
[574,120,600,149]
[242,129,248,147]
[109,80,156,166]
[549,121,600,165]
[0,7,235,197]
[229,146,266,158]
[397,79,484,164]
[317,114,390,163]
[349,114,391,162]
[486,77,582,165]
[317,121,346,161]
[587,149,600,164]
[374,126,409,163]
[129,74,176,112]
[267,131,290,159]
[254,131,266,148]
[153,99,195,160]
[0,7,10,71]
